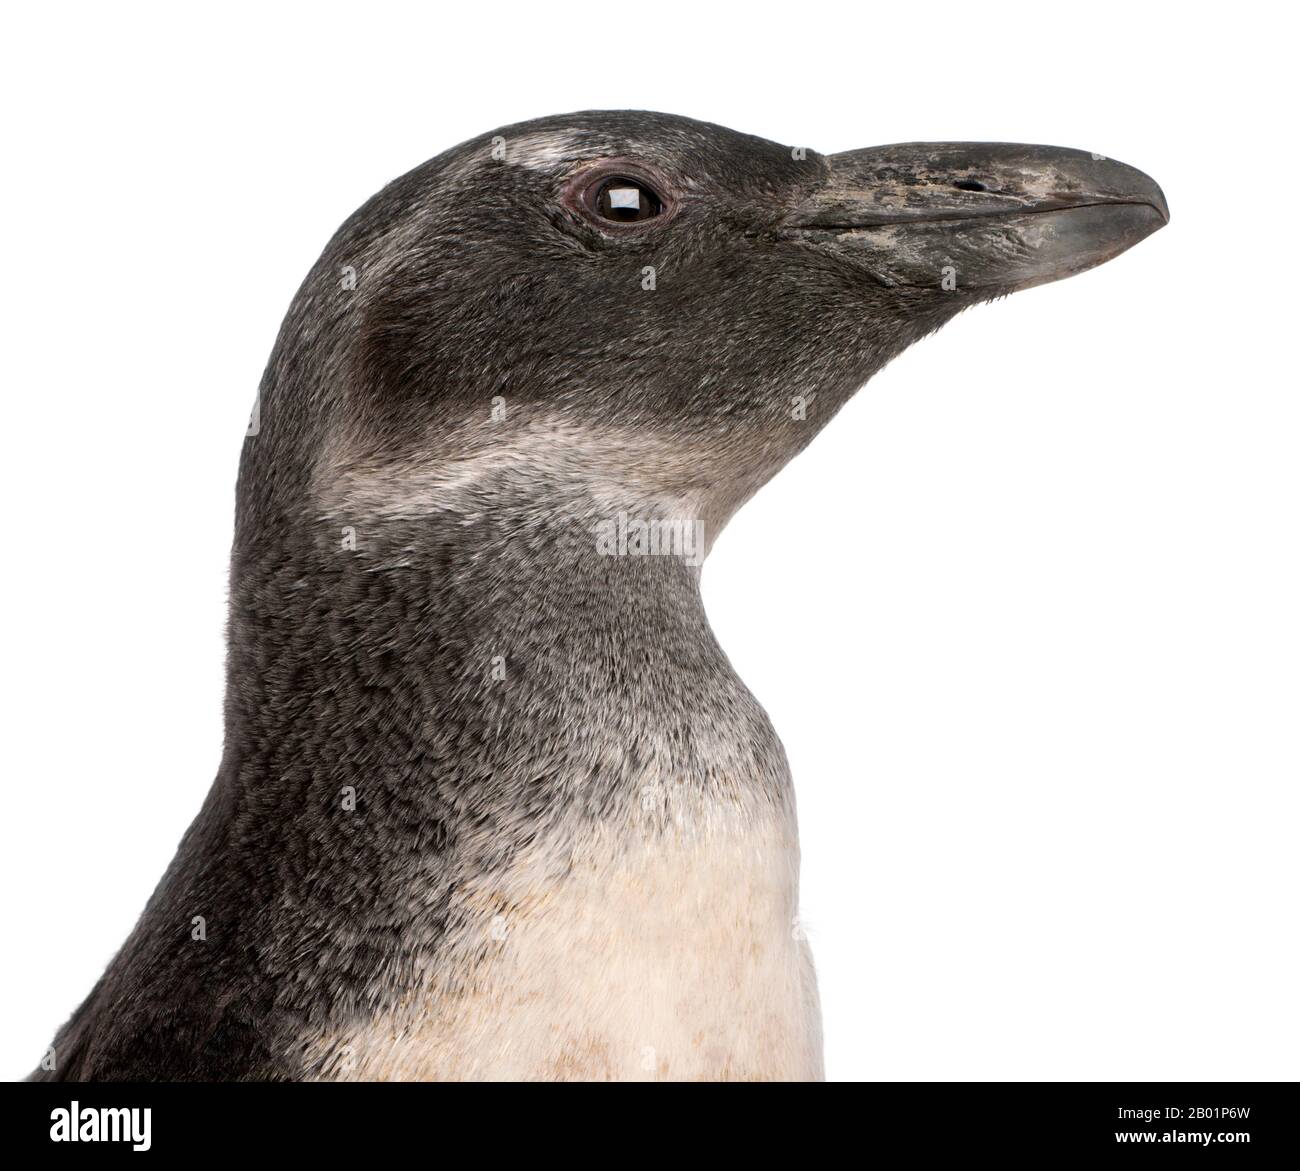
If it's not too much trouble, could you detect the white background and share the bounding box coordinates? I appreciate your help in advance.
[2,3,1295,1081]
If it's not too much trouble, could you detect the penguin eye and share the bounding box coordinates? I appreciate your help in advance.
[590,176,664,223]
[562,163,677,234]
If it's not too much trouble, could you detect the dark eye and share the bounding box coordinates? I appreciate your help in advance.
[591,176,664,223]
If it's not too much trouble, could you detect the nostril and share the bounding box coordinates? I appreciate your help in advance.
[953,179,989,192]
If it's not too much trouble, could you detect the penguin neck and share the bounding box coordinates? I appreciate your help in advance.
[222,499,781,821]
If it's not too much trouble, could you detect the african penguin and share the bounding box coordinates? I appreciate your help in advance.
[34,111,1167,1082]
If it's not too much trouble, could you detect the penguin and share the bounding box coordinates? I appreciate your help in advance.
[34,111,1166,1082]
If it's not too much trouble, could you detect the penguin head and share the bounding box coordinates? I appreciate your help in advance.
[283,111,1166,541]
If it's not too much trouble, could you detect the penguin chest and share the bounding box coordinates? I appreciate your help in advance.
[322,818,824,1081]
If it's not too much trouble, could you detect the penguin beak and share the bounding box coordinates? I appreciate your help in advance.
[783,142,1168,291]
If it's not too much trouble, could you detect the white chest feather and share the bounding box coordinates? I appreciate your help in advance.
[305,814,823,1081]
